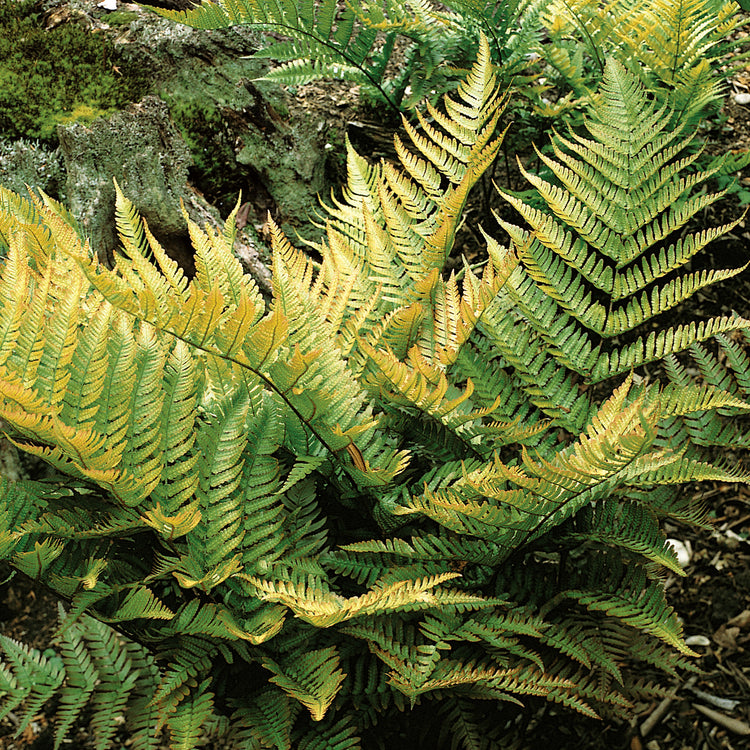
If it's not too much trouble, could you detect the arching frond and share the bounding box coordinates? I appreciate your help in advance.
[1,38,748,750]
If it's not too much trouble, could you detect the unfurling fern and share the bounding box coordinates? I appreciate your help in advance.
[1,37,749,750]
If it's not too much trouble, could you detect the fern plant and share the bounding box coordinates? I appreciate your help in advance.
[1,39,749,750]
[148,0,745,126]
[497,57,750,387]
[538,0,745,124]
[149,0,545,111]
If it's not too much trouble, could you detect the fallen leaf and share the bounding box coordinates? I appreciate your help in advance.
[712,625,740,650]
[726,609,750,629]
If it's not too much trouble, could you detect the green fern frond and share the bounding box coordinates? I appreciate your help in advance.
[168,679,216,750]
[0,636,64,735]
[147,341,200,518]
[84,620,140,749]
[263,646,345,721]
[296,715,362,750]
[53,611,98,749]
[150,638,218,724]
[562,557,693,654]
[629,0,741,81]
[500,58,750,387]
[151,0,402,111]
[105,585,175,622]
[0,608,160,750]
[593,313,750,381]
[558,499,684,574]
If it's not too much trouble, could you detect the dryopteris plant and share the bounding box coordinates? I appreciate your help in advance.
[538,0,745,124]
[0,38,749,750]
[148,0,545,111]
[147,0,744,126]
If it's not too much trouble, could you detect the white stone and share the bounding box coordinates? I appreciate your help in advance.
[665,538,692,567]
[684,634,711,647]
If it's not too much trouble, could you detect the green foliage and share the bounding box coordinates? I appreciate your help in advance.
[151,0,544,112]
[497,57,749,386]
[537,0,744,125]
[0,39,749,750]
[710,148,750,206]
[151,0,744,124]
[0,0,151,141]
[0,604,161,750]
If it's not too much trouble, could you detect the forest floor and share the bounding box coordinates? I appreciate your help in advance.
[2,30,750,750]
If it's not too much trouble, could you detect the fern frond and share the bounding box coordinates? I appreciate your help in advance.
[0,607,161,750]
[106,585,175,623]
[83,619,140,749]
[242,569,496,627]
[593,314,750,381]
[52,606,98,749]
[559,499,684,574]
[501,58,750,387]
[563,557,692,654]
[262,646,345,721]
[0,636,64,735]
[152,0,402,111]
[227,687,296,750]
[167,679,215,750]
[296,715,362,750]
[541,0,740,125]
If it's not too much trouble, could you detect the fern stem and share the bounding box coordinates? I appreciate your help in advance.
[503,138,511,188]
[558,0,604,76]
[672,4,685,80]
[153,323,365,494]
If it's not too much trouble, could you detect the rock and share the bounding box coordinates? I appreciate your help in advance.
[57,96,273,295]
[684,634,711,647]
[665,538,692,567]
[42,3,94,31]
[235,115,329,244]
[5,1,340,281]
[0,140,65,198]
[0,431,23,484]
[58,96,192,264]
[114,13,332,243]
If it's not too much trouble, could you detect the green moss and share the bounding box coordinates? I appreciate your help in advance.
[0,0,152,142]
[164,95,248,213]
[104,10,140,26]
[38,103,119,136]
